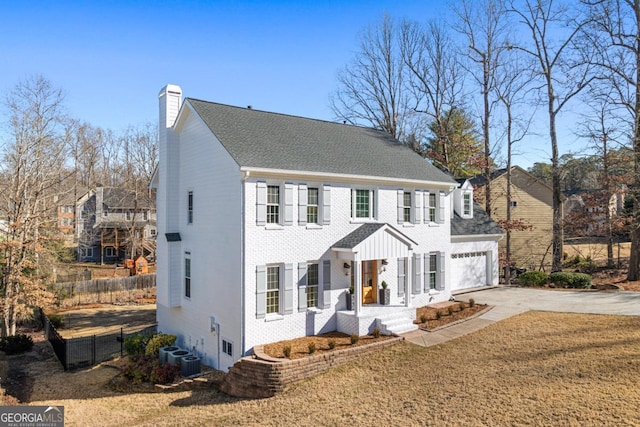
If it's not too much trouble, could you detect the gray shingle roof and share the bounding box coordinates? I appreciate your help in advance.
[451,202,503,236]
[332,223,387,249]
[187,98,456,184]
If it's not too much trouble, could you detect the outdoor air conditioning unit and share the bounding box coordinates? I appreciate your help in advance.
[181,356,201,377]
[159,346,180,364]
[167,349,192,365]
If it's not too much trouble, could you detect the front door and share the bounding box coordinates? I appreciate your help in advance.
[362,260,377,304]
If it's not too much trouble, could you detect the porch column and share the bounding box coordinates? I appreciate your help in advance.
[354,259,362,316]
[405,251,412,307]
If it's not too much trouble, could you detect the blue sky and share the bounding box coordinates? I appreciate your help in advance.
[1,1,584,169]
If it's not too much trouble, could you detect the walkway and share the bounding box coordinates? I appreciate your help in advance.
[402,286,640,347]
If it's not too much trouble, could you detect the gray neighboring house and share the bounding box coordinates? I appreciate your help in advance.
[76,185,157,263]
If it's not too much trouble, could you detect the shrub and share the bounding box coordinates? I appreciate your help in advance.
[122,355,157,384]
[150,363,181,384]
[372,327,380,338]
[350,334,359,345]
[125,332,153,356]
[420,314,427,323]
[145,333,177,356]
[308,342,316,354]
[48,313,64,329]
[435,311,442,320]
[518,271,548,287]
[469,298,475,308]
[328,340,336,350]
[447,305,455,316]
[549,272,592,289]
[282,345,291,358]
[0,334,34,355]
[459,302,465,311]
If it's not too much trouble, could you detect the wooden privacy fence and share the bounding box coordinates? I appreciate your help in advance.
[51,274,156,307]
[40,308,157,371]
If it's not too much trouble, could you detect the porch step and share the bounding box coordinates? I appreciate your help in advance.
[376,311,418,336]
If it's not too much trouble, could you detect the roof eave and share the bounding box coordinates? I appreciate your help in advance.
[241,167,457,189]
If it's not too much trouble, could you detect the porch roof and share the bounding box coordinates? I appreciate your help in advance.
[331,223,417,261]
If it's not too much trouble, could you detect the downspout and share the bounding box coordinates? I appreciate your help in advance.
[240,170,249,360]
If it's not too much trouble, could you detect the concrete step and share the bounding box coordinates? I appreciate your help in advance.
[376,311,417,335]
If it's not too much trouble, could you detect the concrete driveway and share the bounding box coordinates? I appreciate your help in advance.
[456,286,640,319]
[403,286,640,347]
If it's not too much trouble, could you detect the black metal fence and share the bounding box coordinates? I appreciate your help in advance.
[41,309,156,371]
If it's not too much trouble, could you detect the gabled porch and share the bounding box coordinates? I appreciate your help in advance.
[331,223,419,336]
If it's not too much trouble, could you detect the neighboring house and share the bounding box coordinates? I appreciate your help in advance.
[76,185,157,263]
[153,84,503,371]
[472,166,558,272]
[564,189,626,237]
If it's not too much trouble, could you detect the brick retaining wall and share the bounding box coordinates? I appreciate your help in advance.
[220,336,404,398]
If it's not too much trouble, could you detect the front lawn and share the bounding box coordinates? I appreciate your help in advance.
[15,311,640,426]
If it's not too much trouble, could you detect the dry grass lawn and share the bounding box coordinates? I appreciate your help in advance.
[6,311,640,426]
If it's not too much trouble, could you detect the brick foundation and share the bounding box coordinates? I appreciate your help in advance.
[220,336,403,398]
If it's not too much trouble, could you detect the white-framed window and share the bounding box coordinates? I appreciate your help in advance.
[403,192,412,223]
[307,263,319,308]
[143,211,148,221]
[428,253,437,290]
[428,193,437,222]
[185,252,191,298]
[59,218,73,227]
[266,265,280,314]
[61,205,74,214]
[267,185,280,224]
[150,229,157,236]
[307,187,319,224]
[510,200,518,207]
[187,191,193,224]
[105,247,115,257]
[351,188,376,220]
[126,211,132,221]
[463,193,472,216]
[222,339,233,357]
[80,247,93,258]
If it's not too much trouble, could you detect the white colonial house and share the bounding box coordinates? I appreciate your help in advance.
[153,84,503,371]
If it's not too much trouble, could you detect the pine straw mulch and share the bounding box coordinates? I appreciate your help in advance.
[263,331,392,360]
[414,301,488,331]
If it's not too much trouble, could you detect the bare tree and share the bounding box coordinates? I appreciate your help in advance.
[578,88,627,267]
[508,0,595,272]
[584,0,640,280]
[401,19,466,158]
[494,52,534,283]
[331,14,408,139]
[0,76,66,335]
[454,0,510,215]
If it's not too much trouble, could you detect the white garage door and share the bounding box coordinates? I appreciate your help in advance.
[450,251,489,291]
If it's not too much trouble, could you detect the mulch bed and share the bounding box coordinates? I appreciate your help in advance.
[263,332,392,360]
[415,301,488,331]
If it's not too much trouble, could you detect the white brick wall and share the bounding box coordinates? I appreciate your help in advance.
[157,90,498,371]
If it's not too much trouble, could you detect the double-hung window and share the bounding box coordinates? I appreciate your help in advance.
[428,253,437,290]
[188,191,194,224]
[185,253,191,298]
[267,186,280,224]
[403,192,412,223]
[266,266,280,314]
[307,187,319,224]
[307,263,319,308]
[463,193,471,216]
[351,188,375,220]
[428,193,437,222]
